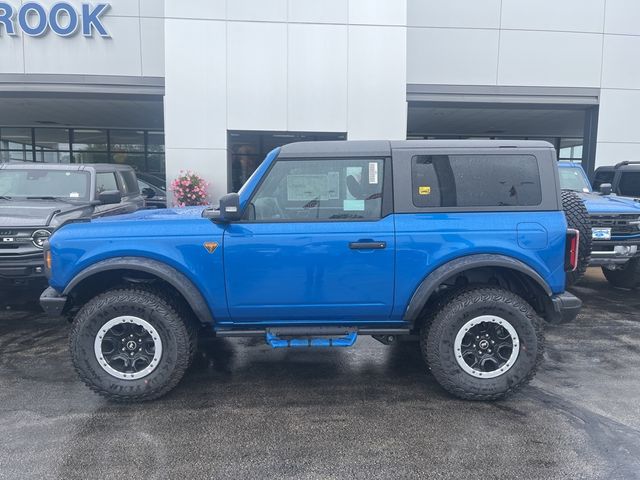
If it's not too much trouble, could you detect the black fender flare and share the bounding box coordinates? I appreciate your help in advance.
[403,254,552,324]
[63,256,215,324]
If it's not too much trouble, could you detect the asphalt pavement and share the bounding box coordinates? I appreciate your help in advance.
[1,269,639,479]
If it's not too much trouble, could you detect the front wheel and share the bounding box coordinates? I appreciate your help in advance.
[70,288,196,402]
[421,287,543,401]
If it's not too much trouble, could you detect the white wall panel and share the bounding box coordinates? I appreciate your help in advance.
[227,0,287,22]
[140,0,165,18]
[598,89,640,144]
[408,0,501,29]
[165,0,225,20]
[605,0,640,35]
[141,17,164,77]
[23,16,142,75]
[501,0,605,33]
[0,36,24,74]
[348,25,406,140]
[595,142,640,168]
[408,27,499,85]
[349,0,406,26]
[602,35,640,90]
[288,0,348,24]
[498,31,602,87]
[227,22,287,131]
[164,148,228,202]
[287,24,347,132]
[164,19,226,149]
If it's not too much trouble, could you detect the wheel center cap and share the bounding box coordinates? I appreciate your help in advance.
[478,339,490,350]
[126,340,137,351]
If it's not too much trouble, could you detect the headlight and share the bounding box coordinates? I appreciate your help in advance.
[32,229,51,248]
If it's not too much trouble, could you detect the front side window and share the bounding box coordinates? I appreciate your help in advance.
[96,172,119,194]
[0,169,90,200]
[248,158,385,221]
[618,172,640,197]
[411,154,542,208]
[120,171,139,194]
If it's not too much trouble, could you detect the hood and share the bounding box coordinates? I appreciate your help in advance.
[92,205,207,223]
[575,192,640,214]
[0,199,94,228]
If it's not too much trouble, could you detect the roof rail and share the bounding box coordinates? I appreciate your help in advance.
[614,160,640,168]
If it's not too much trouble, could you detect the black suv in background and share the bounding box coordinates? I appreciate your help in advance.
[593,161,640,197]
[0,163,144,286]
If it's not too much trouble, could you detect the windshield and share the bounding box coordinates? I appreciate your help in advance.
[0,169,91,201]
[558,166,591,193]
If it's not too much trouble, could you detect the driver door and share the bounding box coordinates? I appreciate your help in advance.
[223,156,395,324]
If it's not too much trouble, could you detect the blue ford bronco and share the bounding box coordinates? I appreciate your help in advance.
[40,140,582,402]
[558,161,640,288]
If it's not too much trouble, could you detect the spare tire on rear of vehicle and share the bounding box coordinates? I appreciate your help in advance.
[561,190,592,286]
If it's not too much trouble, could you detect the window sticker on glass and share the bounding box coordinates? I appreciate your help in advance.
[368,162,378,184]
[418,186,431,195]
[343,199,365,211]
[286,174,329,201]
[327,171,340,200]
[70,192,80,198]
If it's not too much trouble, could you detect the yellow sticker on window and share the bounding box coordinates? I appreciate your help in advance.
[418,186,431,195]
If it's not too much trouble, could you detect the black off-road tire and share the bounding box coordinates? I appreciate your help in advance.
[602,258,640,289]
[561,190,592,286]
[421,287,544,401]
[70,288,196,402]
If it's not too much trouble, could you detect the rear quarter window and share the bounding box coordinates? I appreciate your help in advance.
[411,154,542,208]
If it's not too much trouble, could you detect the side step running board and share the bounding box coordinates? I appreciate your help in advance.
[266,330,358,348]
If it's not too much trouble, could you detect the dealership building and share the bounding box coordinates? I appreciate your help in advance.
[0,0,638,201]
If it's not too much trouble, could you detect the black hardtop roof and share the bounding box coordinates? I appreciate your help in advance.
[0,162,135,173]
[278,139,555,157]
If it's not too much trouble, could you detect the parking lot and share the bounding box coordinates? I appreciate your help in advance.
[0,269,639,480]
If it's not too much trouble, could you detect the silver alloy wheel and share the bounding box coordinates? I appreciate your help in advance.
[94,316,163,380]
[454,315,520,379]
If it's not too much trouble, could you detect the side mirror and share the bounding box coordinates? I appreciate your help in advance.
[142,187,156,199]
[599,183,612,195]
[98,190,122,205]
[202,193,242,222]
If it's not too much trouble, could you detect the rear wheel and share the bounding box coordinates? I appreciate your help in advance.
[421,287,543,401]
[602,258,640,289]
[70,288,196,402]
[561,190,592,286]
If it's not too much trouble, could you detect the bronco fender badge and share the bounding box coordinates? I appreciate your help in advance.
[203,242,219,253]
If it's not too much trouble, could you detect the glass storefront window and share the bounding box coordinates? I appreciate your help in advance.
[111,152,146,171]
[73,129,108,151]
[0,127,165,174]
[36,149,71,163]
[73,151,108,164]
[0,127,33,151]
[111,130,145,153]
[147,131,165,153]
[34,128,70,151]
[147,154,165,178]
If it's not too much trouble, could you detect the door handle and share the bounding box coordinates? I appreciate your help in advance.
[349,241,386,250]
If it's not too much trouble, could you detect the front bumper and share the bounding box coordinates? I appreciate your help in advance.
[589,242,639,266]
[0,255,46,281]
[547,292,582,324]
[39,286,67,317]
